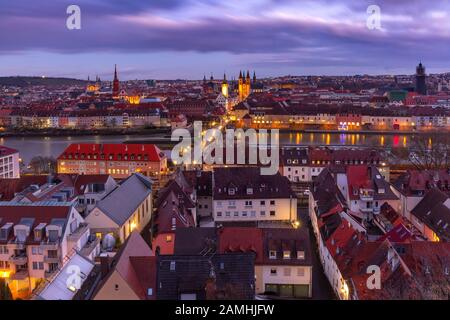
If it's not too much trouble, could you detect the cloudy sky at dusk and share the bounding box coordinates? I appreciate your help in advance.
[1,0,450,79]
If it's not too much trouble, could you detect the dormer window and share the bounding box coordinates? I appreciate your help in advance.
[297,251,305,260]
[228,188,235,195]
[34,229,42,242]
[246,187,253,195]
[269,250,277,259]
[0,223,13,241]
[48,229,59,242]
[283,251,291,259]
[15,228,27,243]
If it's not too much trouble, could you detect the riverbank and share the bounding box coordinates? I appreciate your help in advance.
[264,128,449,135]
[0,127,172,138]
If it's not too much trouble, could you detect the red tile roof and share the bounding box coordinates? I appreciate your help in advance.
[0,145,18,157]
[57,143,164,162]
[218,227,264,264]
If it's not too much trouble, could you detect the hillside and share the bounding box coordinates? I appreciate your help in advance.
[0,76,86,87]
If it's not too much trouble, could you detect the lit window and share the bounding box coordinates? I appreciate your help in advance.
[297,251,305,260]
[269,250,277,259]
[283,251,291,259]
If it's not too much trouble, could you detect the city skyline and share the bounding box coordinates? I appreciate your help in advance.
[1,0,450,79]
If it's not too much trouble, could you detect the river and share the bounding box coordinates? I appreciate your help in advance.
[0,132,415,165]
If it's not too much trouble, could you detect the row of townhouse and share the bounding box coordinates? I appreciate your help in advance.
[392,170,450,242]
[308,164,450,300]
[8,109,162,129]
[232,98,450,130]
[146,166,311,300]
[0,171,154,300]
[0,202,100,299]
[279,147,388,183]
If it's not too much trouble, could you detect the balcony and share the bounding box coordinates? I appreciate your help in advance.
[9,254,27,265]
[43,255,60,264]
[10,270,29,280]
[40,240,59,250]
[67,223,89,242]
[44,269,58,279]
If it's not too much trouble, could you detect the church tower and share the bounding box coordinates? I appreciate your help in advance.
[245,70,251,97]
[238,71,244,101]
[112,64,120,98]
[415,62,427,95]
[221,73,228,98]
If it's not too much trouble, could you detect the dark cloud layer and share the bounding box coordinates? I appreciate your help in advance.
[1,0,449,75]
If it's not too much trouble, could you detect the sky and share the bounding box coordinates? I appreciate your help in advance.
[1,0,450,80]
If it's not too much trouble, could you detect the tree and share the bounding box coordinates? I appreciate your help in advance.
[408,132,450,170]
[0,278,13,300]
[29,156,57,174]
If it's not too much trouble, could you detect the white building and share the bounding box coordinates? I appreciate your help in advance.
[212,167,297,223]
[0,146,20,178]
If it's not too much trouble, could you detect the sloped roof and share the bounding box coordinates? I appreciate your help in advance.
[94,173,152,226]
[94,231,155,300]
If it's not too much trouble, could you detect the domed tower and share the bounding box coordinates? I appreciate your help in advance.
[112,64,120,98]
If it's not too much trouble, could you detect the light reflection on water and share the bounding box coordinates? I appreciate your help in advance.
[1,132,411,164]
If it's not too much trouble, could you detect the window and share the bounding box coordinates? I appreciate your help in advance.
[283,268,291,277]
[269,250,277,259]
[250,211,256,217]
[297,268,305,277]
[217,211,222,217]
[270,211,276,216]
[270,268,277,275]
[170,261,176,271]
[233,211,239,217]
[242,211,248,217]
[228,200,236,207]
[260,200,265,205]
[297,251,305,260]
[270,200,275,205]
[260,211,266,216]
[166,235,172,242]
[245,200,252,206]
[225,211,231,217]
[283,251,291,259]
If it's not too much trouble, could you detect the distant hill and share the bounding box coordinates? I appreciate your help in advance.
[0,76,87,87]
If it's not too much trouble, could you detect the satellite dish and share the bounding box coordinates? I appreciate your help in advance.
[102,234,116,251]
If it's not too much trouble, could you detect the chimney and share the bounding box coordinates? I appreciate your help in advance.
[100,254,112,278]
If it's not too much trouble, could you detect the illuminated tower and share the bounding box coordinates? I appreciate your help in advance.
[415,62,427,95]
[238,71,244,101]
[245,70,251,97]
[221,73,228,98]
[112,64,120,98]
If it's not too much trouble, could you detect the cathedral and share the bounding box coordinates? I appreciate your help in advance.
[238,70,252,101]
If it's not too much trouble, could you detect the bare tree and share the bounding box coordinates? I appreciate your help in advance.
[408,132,450,170]
[29,156,57,174]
